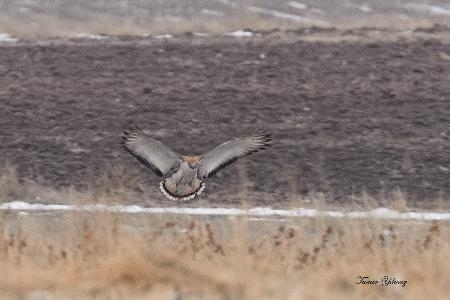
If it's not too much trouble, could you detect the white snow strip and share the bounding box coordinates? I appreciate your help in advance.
[224,30,255,37]
[246,6,330,26]
[287,1,307,10]
[201,9,224,17]
[75,33,109,40]
[0,201,449,221]
[357,4,372,13]
[153,34,173,39]
[0,33,18,43]
[193,32,210,37]
[405,3,450,16]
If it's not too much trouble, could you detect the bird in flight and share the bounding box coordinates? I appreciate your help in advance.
[122,126,271,201]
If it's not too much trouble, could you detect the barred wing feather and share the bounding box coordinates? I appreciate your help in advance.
[122,127,181,176]
[198,131,271,179]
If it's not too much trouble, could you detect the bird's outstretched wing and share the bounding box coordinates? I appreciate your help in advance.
[198,130,271,179]
[122,126,181,176]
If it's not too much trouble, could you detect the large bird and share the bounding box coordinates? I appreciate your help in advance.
[122,126,271,201]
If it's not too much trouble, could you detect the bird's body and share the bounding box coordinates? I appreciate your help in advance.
[161,159,204,200]
[122,126,271,201]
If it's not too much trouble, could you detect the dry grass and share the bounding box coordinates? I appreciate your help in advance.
[0,166,157,206]
[0,10,447,39]
[0,167,117,206]
[0,169,449,299]
[0,209,448,299]
[0,12,300,38]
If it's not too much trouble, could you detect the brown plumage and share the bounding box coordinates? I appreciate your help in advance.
[122,126,271,201]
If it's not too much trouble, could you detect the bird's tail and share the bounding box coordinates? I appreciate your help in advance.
[160,181,206,201]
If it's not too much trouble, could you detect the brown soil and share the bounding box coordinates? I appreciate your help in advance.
[0,32,449,207]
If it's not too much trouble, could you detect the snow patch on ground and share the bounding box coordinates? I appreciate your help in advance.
[1,201,448,221]
[224,30,256,37]
[356,4,372,13]
[193,32,210,37]
[201,9,224,17]
[75,33,109,40]
[405,3,450,16]
[0,33,18,43]
[287,1,307,10]
[246,6,330,26]
[153,34,173,39]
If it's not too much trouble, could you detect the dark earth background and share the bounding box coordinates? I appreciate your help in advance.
[0,30,449,208]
